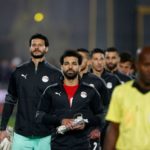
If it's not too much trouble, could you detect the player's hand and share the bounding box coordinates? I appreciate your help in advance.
[88,129,101,139]
[72,123,85,130]
[61,119,74,130]
[0,130,9,142]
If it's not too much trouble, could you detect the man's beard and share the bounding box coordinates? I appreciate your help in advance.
[106,63,117,71]
[31,51,45,58]
[63,70,78,80]
[139,74,150,86]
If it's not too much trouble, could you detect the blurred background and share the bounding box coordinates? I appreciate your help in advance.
[0,0,150,119]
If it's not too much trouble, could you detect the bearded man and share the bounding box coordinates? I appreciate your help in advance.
[36,50,103,150]
[0,33,62,150]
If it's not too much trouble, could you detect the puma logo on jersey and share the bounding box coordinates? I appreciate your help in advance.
[55,92,61,96]
[21,74,27,79]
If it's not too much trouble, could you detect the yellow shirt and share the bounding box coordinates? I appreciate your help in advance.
[106,81,150,150]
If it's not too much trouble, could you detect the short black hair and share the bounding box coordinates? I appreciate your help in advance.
[77,48,89,54]
[119,52,133,63]
[29,33,49,47]
[60,50,82,65]
[105,47,119,53]
[91,48,105,57]
[77,48,90,59]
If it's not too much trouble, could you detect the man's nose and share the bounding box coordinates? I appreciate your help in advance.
[98,60,102,64]
[35,46,40,49]
[68,64,73,68]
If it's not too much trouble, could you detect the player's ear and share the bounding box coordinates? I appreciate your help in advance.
[60,65,63,72]
[45,47,48,53]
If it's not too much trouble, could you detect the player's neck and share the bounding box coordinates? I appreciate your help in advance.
[64,77,79,86]
[32,57,45,65]
[107,67,117,73]
[93,69,103,77]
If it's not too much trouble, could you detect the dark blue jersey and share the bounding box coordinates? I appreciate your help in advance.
[81,72,109,108]
[101,70,121,100]
[113,70,132,84]
[0,60,62,136]
[36,81,103,149]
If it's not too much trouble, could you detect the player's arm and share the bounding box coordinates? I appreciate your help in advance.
[0,72,18,141]
[35,87,60,126]
[103,122,119,150]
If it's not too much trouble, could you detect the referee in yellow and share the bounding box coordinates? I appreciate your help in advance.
[103,47,150,150]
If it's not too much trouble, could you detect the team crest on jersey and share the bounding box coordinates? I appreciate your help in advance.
[42,76,49,83]
[121,81,124,84]
[106,82,112,89]
[80,91,87,98]
[89,84,95,88]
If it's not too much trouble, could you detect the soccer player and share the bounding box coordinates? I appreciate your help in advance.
[0,33,62,150]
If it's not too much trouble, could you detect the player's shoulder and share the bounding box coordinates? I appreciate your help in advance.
[115,80,134,91]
